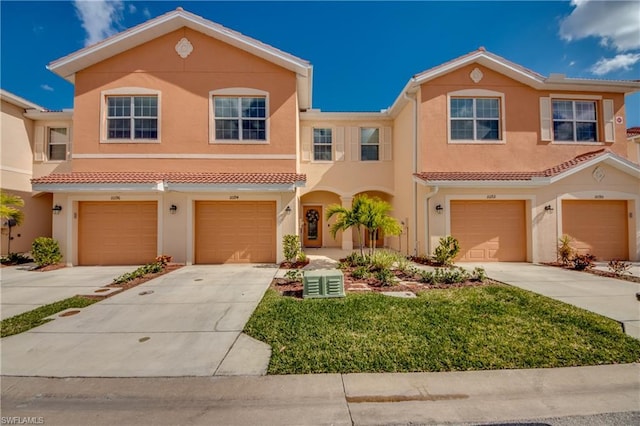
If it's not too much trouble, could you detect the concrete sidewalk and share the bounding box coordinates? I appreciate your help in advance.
[0,265,135,319]
[473,262,640,338]
[1,364,638,425]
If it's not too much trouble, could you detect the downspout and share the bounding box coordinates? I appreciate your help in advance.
[403,88,418,255]
[423,186,439,257]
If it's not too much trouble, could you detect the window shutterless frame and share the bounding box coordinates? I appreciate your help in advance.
[313,128,333,161]
[450,97,501,141]
[360,127,380,161]
[100,88,161,143]
[47,127,69,161]
[213,96,267,141]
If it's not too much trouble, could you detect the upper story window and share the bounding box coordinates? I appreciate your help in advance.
[360,127,379,161]
[313,128,332,161]
[213,96,266,141]
[106,95,158,140]
[47,127,69,161]
[450,97,500,141]
[552,100,597,142]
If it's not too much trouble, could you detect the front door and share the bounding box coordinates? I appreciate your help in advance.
[303,206,322,248]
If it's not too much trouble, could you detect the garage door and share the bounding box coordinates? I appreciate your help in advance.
[78,201,157,265]
[195,201,276,264]
[562,200,628,260]
[451,200,526,262]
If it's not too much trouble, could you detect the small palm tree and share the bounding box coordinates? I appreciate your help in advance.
[326,195,367,256]
[1,192,25,254]
[358,196,402,255]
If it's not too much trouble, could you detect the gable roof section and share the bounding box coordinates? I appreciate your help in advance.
[414,149,640,187]
[388,48,640,116]
[31,171,306,192]
[0,89,45,111]
[48,8,313,109]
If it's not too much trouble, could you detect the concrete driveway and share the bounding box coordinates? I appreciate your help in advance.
[1,265,276,377]
[473,263,640,339]
[1,265,135,320]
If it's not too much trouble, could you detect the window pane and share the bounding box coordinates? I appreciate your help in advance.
[134,118,158,139]
[361,145,379,161]
[477,120,499,140]
[134,96,157,117]
[451,98,473,118]
[451,120,474,140]
[552,100,574,120]
[108,97,130,117]
[214,97,239,118]
[107,118,130,139]
[361,128,379,144]
[575,101,596,121]
[49,128,68,143]
[215,119,239,139]
[476,99,499,118]
[314,145,332,161]
[242,119,266,140]
[313,128,332,144]
[49,144,66,161]
[576,122,597,141]
[241,97,266,118]
[553,121,574,141]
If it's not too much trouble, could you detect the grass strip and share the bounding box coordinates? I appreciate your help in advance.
[1,296,97,338]
[244,285,640,374]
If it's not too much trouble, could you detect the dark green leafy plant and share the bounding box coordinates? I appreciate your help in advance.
[31,237,62,267]
[283,234,301,263]
[351,265,372,280]
[432,236,460,266]
[113,260,165,284]
[0,252,32,265]
[284,269,303,282]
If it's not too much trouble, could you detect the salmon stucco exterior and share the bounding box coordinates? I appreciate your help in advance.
[8,7,639,265]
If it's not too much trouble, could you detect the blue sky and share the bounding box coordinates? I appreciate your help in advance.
[1,1,639,126]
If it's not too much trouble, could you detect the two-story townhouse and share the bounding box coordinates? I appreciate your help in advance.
[30,8,640,265]
[32,8,308,265]
[1,89,72,255]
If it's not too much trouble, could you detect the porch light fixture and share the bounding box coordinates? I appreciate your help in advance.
[285,206,292,214]
[544,205,554,212]
[169,204,178,214]
[435,204,444,214]
[52,205,62,214]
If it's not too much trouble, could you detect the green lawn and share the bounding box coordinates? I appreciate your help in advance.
[1,296,97,338]
[244,285,640,374]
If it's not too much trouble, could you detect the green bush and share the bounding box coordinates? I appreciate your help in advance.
[283,234,301,262]
[418,270,435,284]
[370,249,398,271]
[284,269,303,282]
[432,236,460,266]
[344,252,369,267]
[433,267,469,284]
[0,252,32,265]
[113,261,164,284]
[471,267,487,282]
[351,266,372,280]
[375,268,396,286]
[31,237,62,267]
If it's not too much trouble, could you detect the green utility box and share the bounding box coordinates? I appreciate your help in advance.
[303,269,345,299]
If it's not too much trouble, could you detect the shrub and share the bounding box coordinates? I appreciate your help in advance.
[284,269,303,282]
[370,249,398,271]
[418,270,435,284]
[31,237,62,267]
[0,252,32,265]
[155,254,172,266]
[375,268,396,286]
[113,260,165,284]
[572,254,596,271]
[297,251,307,263]
[558,235,574,266]
[351,266,372,280]
[471,267,487,282]
[433,267,469,284]
[432,236,460,266]
[607,259,631,276]
[283,234,301,263]
[344,252,369,267]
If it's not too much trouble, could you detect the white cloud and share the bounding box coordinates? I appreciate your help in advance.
[590,53,640,75]
[40,84,54,92]
[142,7,151,19]
[73,0,124,47]
[560,0,640,51]
[128,4,136,14]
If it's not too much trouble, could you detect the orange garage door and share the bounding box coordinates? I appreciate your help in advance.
[451,200,526,262]
[562,200,628,260]
[78,201,157,265]
[195,201,276,264]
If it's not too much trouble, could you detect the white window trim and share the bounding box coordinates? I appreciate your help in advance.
[447,89,506,145]
[209,88,270,145]
[550,99,600,144]
[360,127,381,162]
[46,125,71,162]
[100,87,161,144]
[312,127,334,163]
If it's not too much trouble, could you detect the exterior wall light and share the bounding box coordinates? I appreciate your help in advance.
[169,204,178,214]
[435,204,444,214]
[544,205,554,212]
[52,205,63,214]
[285,205,292,214]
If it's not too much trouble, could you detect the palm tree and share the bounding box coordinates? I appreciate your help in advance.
[326,195,367,256]
[1,192,25,254]
[358,196,402,255]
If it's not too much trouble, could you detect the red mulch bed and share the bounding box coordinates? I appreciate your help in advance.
[279,259,310,269]
[542,262,640,284]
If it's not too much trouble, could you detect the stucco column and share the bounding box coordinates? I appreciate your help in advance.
[340,196,354,251]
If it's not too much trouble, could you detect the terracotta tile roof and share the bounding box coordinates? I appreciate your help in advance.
[628,127,640,137]
[31,172,306,185]
[415,150,608,182]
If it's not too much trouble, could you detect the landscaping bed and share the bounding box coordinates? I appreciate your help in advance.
[542,261,640,284]
[244,286,640,375]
